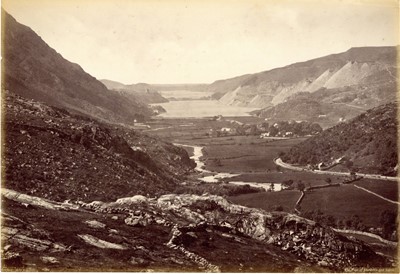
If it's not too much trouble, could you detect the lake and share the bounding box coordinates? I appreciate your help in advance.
[153,100,259,118]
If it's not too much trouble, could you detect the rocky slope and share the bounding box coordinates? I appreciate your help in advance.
[2,189,393,272]
[101,80,169,104]
[281,103,398,176]
[3,91,195,202]
[208,47,397,125]
[2,10,154,125]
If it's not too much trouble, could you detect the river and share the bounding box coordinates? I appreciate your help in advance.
[175,143,283,192]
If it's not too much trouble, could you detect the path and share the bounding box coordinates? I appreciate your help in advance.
[274,158,398,182]
[353,185,400,205]
[332,228,397,248]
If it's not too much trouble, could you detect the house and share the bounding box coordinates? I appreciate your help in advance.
[260,132,270,138]
[221,127,232,132]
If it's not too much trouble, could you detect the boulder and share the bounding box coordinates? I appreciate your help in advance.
[116,195,148,205]
[41,256,59,264]
[85,220,106,229]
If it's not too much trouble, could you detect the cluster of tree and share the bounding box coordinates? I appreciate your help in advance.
[213,120,322,138]
[380,209,397,240]
[301,209,398,241]
[281,179,308,191]
[260,120,322,137]
[282,103,398,175]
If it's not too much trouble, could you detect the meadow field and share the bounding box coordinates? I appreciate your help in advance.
[354,179,398,201]
[300,184,397,227]
[229,190,301,212]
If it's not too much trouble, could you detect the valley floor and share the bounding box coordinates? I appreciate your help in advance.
[143,117,399,252]
[3,103,398,271]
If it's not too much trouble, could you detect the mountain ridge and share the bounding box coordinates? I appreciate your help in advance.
[207,46,397,127]
[2,10,154,125]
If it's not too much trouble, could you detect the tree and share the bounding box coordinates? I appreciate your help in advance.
[269,182,275,192]
[269,126,279,137]
[297,181,305,191]
[380,210,397,239]
[282,179,294,187]
[325,177,332,184]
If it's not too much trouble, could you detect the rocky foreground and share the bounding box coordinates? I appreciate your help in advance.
[2,189,394,272]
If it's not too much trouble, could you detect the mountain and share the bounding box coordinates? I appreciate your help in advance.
[2,10,154,125]
[208,47,397,125]
[281,103,398,176]
[101,80,168,104]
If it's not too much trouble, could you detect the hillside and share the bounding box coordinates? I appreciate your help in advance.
[4,91,195,202]
[2,10,154,125]
[208,47,397,125]
[281,103,398,176]
[101,80,169,104]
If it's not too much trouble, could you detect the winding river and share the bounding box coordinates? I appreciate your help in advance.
[175,143,283,191]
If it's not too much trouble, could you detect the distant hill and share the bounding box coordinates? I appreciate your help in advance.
[99,79,127,90]
[208,47,397,125]
[2,10,154,124]
[101,80,169,104]
[150,83,208,91]
[281,103,398,176]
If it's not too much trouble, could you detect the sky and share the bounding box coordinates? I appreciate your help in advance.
[3,0,399,84]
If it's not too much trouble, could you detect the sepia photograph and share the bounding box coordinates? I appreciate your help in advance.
[1,0,399,272]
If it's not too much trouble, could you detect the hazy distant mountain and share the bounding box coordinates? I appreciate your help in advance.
[101,80,168,104]
[282,103,398,176]
[2,10,154,124]
[208,47,397,125]
[151,83,208,91]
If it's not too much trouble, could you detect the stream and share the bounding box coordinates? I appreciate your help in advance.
[175,143,283,192]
